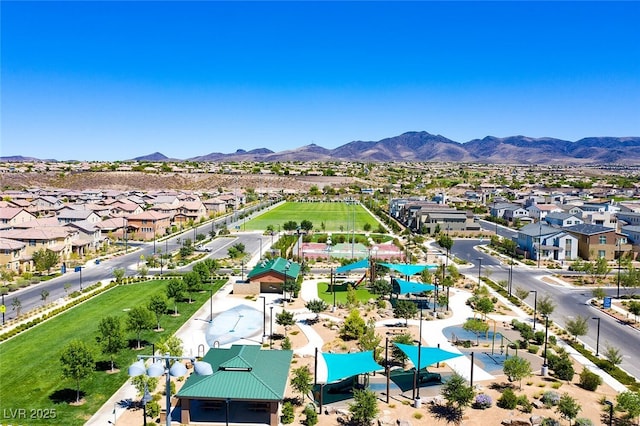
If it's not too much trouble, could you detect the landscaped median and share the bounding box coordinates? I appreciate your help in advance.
[0,279,225,426]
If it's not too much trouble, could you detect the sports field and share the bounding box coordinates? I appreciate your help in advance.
[0,280,223,425]
[244,201,378,232]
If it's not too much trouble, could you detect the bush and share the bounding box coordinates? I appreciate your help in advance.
[281,401,294,424]
[528,344,539,354]
[473,393,492,409]
[541,418,560,426]
[578,368,602,391]
[517,395,532,413]
[541,391,560,408]
[497,388,518,409]
[534,331,546,345]
[574,418,594,426]
[303,404,318,426]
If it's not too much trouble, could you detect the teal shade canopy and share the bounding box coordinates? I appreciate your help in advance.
[394,343,462,370]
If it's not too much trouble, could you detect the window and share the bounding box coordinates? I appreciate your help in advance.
[598,250,606,258]
[599,236,607,244]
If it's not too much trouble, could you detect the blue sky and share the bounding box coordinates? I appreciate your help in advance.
[2,1,639,161]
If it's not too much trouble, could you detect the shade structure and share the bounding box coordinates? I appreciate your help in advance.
[379,262,437,276]
[320,351,383,384]
[392,278,435,295]
[336,258,370,273]
[394,343,462,370]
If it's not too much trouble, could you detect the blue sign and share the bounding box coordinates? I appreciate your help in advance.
[603,297,612,309]
[74,266,82,272]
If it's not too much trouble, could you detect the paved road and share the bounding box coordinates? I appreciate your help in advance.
[451,238,640,381]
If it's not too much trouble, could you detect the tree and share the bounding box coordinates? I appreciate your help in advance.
[126,306,154,349]
[628,301,640,323]
[565,315,589,341]
[60,339,95,403]
[557,393,581,425]
[166,278,185,315]
[437,233,454,252]
[192,262,211,283]
[112,267,125,282]
[371,279,392,296]
[340,309,366,340]
[96,316,126,372]
[282,221,298,232]
[290,365,313,402]
[503,356,532,390]
[442,372,475,412]
[305,299,328,320]
[475,297,495,319]
[591,287,606,302]
[550,352,575,381]
[392,333,413,366]
[11,297,21,317]
[538,294,556,316]
[617,390,640,424]
[32,248,60,274]
[40,289,50,306]
[183,271,202,303]
[393,299,417,326]
[620,266,640,296]
[515,286,530,301]
[462,318,489,345]
[349,388,379,426]
[131,375,159,399]
[603,344,623,366]
[300,219,313,232]
[276,310,295,336]
[156,335,183,357]
[148,294,168,330]
[358,319,382,360]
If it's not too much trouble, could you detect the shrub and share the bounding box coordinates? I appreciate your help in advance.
[528,344,539,354]
[497,388,518,409]
[541,391,560,408]
[574,418,594,426]
[578,368,602,391]
[541,418,560,426]
[281,401,294,424]
[517,395,532,413]
[303,404,318,426]
[534,331,546,345]
[473,393,492,409]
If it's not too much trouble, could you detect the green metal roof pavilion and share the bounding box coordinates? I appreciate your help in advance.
[177,345,293,400]
[247,257,301,282]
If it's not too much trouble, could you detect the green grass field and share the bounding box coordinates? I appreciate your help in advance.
[0,280,223,425]
[316,281,376,305]
[243,201,379,232]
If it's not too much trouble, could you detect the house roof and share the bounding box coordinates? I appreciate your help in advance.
[247,257,301,281]
[565,224,614,236]
[518,223,561,237]
[176,345,293,401]
[545,212,580,221]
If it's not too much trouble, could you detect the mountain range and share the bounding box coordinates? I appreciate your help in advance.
[4,132,640,164]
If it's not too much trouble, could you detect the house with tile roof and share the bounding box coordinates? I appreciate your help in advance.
[126,211,171,241]
[564,224,632,260]
[0,207,36,230]
[0,237,27,272]
[516,223,579,262]
[176,345,293,426]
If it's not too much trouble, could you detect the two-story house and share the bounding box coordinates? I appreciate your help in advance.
[0,237,27,272]
[0,207,36,230]
[544,212,584,228]
[126,211,171,241]
[564,224,631,260]
[516,223,578,262]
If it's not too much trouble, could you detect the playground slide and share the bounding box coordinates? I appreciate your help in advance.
[354,272,367,287]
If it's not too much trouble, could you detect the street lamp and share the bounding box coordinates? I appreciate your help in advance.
[259,296,266,341]
[605,400,614,426]
[530,290,538,330]
[76,266,83,291]
[616,238,622,298]
[592,317,601,357]
[283,262,291,306]
[258,237,263,260]
[542,314,550,376]
[141,382,152,426]
[128,353,213,426]
[413,306,423,402]
[476,258,482,286]
[269,306,274,349]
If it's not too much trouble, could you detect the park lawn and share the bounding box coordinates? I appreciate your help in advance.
[0,280,224,426]
[316,281,377,305]
[243,201,378,232]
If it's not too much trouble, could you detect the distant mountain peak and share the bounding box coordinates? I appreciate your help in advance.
[132,152,169,161]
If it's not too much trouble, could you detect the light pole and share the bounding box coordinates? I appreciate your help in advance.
[269,306,274,349]
[537,211,542,269]
[508,245,514,297]
[530,290,538,330]
[284,262,291,306]
[542,314,549,376]
[476,258,482,286]
[616,238,622,298]
[416,306,423,401]
[141,382,152,426]
[592,317,601,356]
[128,353,213,426]
[605,400,614,426]
[260,296,266,340]
[258,237,263,260]
[77,266,83,291]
